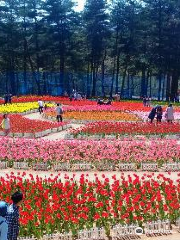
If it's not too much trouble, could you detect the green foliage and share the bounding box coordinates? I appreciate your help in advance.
[0,0,180,98]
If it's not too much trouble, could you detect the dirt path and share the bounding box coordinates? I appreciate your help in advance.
[1,169,180,183]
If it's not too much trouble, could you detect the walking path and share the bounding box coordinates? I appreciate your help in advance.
[24,112,83,140]
[1,169,180,183]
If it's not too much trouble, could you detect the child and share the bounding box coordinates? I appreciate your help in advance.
[6,191,23,240]
[0,201,8,240]
[1,114,10,136]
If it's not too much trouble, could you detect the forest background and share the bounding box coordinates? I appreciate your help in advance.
[0,0,180,100]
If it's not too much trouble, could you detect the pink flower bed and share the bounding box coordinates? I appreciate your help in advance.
[0,137,179,163]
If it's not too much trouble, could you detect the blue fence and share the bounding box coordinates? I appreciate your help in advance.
[0,71,166,99]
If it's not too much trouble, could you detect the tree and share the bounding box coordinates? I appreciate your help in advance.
[83,0,110,96]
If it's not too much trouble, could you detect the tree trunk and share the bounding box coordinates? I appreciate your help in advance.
[131,76,134,98]
[86,61,90,98]
[127,72,130,98]
[141,67,146,97]
[115,49,120,94]
[158,72,162,101]
[91,62,96,97]
[171,72,179,101]
[121,65,127,97]
[101,51,106,97]
[35,17,41,95]
[166,73,171,101]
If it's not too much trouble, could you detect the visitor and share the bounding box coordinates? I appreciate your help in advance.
[146,97,150,107]
[44,104,48,111]
[156,105,163,123]
[4,94,8,105]
[56,103,63,122]
[74,91,78,101]
[1,114,10,136]
[143,97,147,107]
[77,93,82,100]
[105,98,112,105]
[148,107,157,123]
[97,98,103,105]
[0,201,8,240]
[6,191,23,240]
[165,104,174,123]
[38,100,44,114]
[8,94,12,104]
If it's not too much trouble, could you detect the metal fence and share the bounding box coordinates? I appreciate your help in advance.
[0,71,165,99]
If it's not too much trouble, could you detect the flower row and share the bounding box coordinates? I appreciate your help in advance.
[0,137,179,164]
[0,115,67,133]
[44,110,140,122]
[0,96,97,106]
[1,173,180,238]
[0,102,54,113]
[71,122,180,137]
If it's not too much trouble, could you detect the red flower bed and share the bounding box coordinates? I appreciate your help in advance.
[1,173,180,237]
[72,121,180,137]
[0,96,96,106]
[0,115,66,133]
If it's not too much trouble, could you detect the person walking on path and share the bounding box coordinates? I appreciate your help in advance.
[156,105,163,123]
[1,114,10,136]
[56,103,63,122]
[6,191,23,240]
[0,201,8,240]
[148,107,157,123]
[38,100,44,114]
[165,104,174,123]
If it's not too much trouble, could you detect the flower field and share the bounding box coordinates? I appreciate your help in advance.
[0,96,180,239]
[71,121,180,137]
[0,137,179,165]
[45,110,140,122]
[0,115,66,134]
[0,102,54,113]
[1,173,180,238]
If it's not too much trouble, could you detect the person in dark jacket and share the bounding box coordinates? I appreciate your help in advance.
[148,107,157,123]
[156,105,163,123]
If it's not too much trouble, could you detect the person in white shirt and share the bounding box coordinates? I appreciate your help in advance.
[1,114,10,136]
[165,104,174,123]
[56,103,63,122]
[38,100,44,114]
[0,201,8,240]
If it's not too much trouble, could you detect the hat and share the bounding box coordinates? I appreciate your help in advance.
[0,201,7,217]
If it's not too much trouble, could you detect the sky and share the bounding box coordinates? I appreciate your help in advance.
[74,0,85,12]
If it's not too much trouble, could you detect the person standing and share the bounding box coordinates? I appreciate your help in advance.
[1,114,10,136]
[165,104,174,123]
[38,100,44,114]
[6,191,23,240]
[146,97,150,107]
[4,94,8,105]
[8,94,12,104]
[56,103,63,122]
[143,97,147,107]
[156,105,163,123]
[0,201,8,240]
[148,107,157,123]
